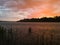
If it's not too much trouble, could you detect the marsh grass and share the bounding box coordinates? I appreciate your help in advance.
[0,25,60,45]
[0,26,6,45]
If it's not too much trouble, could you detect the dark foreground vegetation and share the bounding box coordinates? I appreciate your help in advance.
[0,26,6,45]
[0,25,60,45]
[18,16,60,22]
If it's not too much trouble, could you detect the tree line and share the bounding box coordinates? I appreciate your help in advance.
[18,16,60,22]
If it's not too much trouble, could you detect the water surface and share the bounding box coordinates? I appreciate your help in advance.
[0,22,60,45]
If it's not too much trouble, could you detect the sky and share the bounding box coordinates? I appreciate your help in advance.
[0,0,60,21]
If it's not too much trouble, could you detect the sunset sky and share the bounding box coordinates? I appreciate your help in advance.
[0,0,60,21]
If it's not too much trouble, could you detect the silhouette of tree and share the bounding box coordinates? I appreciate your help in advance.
[17,16,60,22]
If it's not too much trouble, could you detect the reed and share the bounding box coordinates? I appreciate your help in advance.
[0,25,60,45]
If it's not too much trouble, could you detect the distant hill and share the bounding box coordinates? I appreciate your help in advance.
[17,16,60,22]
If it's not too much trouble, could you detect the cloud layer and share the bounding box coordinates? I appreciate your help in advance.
[0,0,60,21]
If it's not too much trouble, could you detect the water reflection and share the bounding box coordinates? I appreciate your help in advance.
[0,22,60,45]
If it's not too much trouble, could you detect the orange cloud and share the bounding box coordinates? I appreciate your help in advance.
[0,0,60,21]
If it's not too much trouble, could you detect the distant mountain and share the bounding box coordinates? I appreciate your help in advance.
[17,16,60,22]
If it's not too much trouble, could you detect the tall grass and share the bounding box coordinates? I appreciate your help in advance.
[0,26,6,45]
[0,25,60,45]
